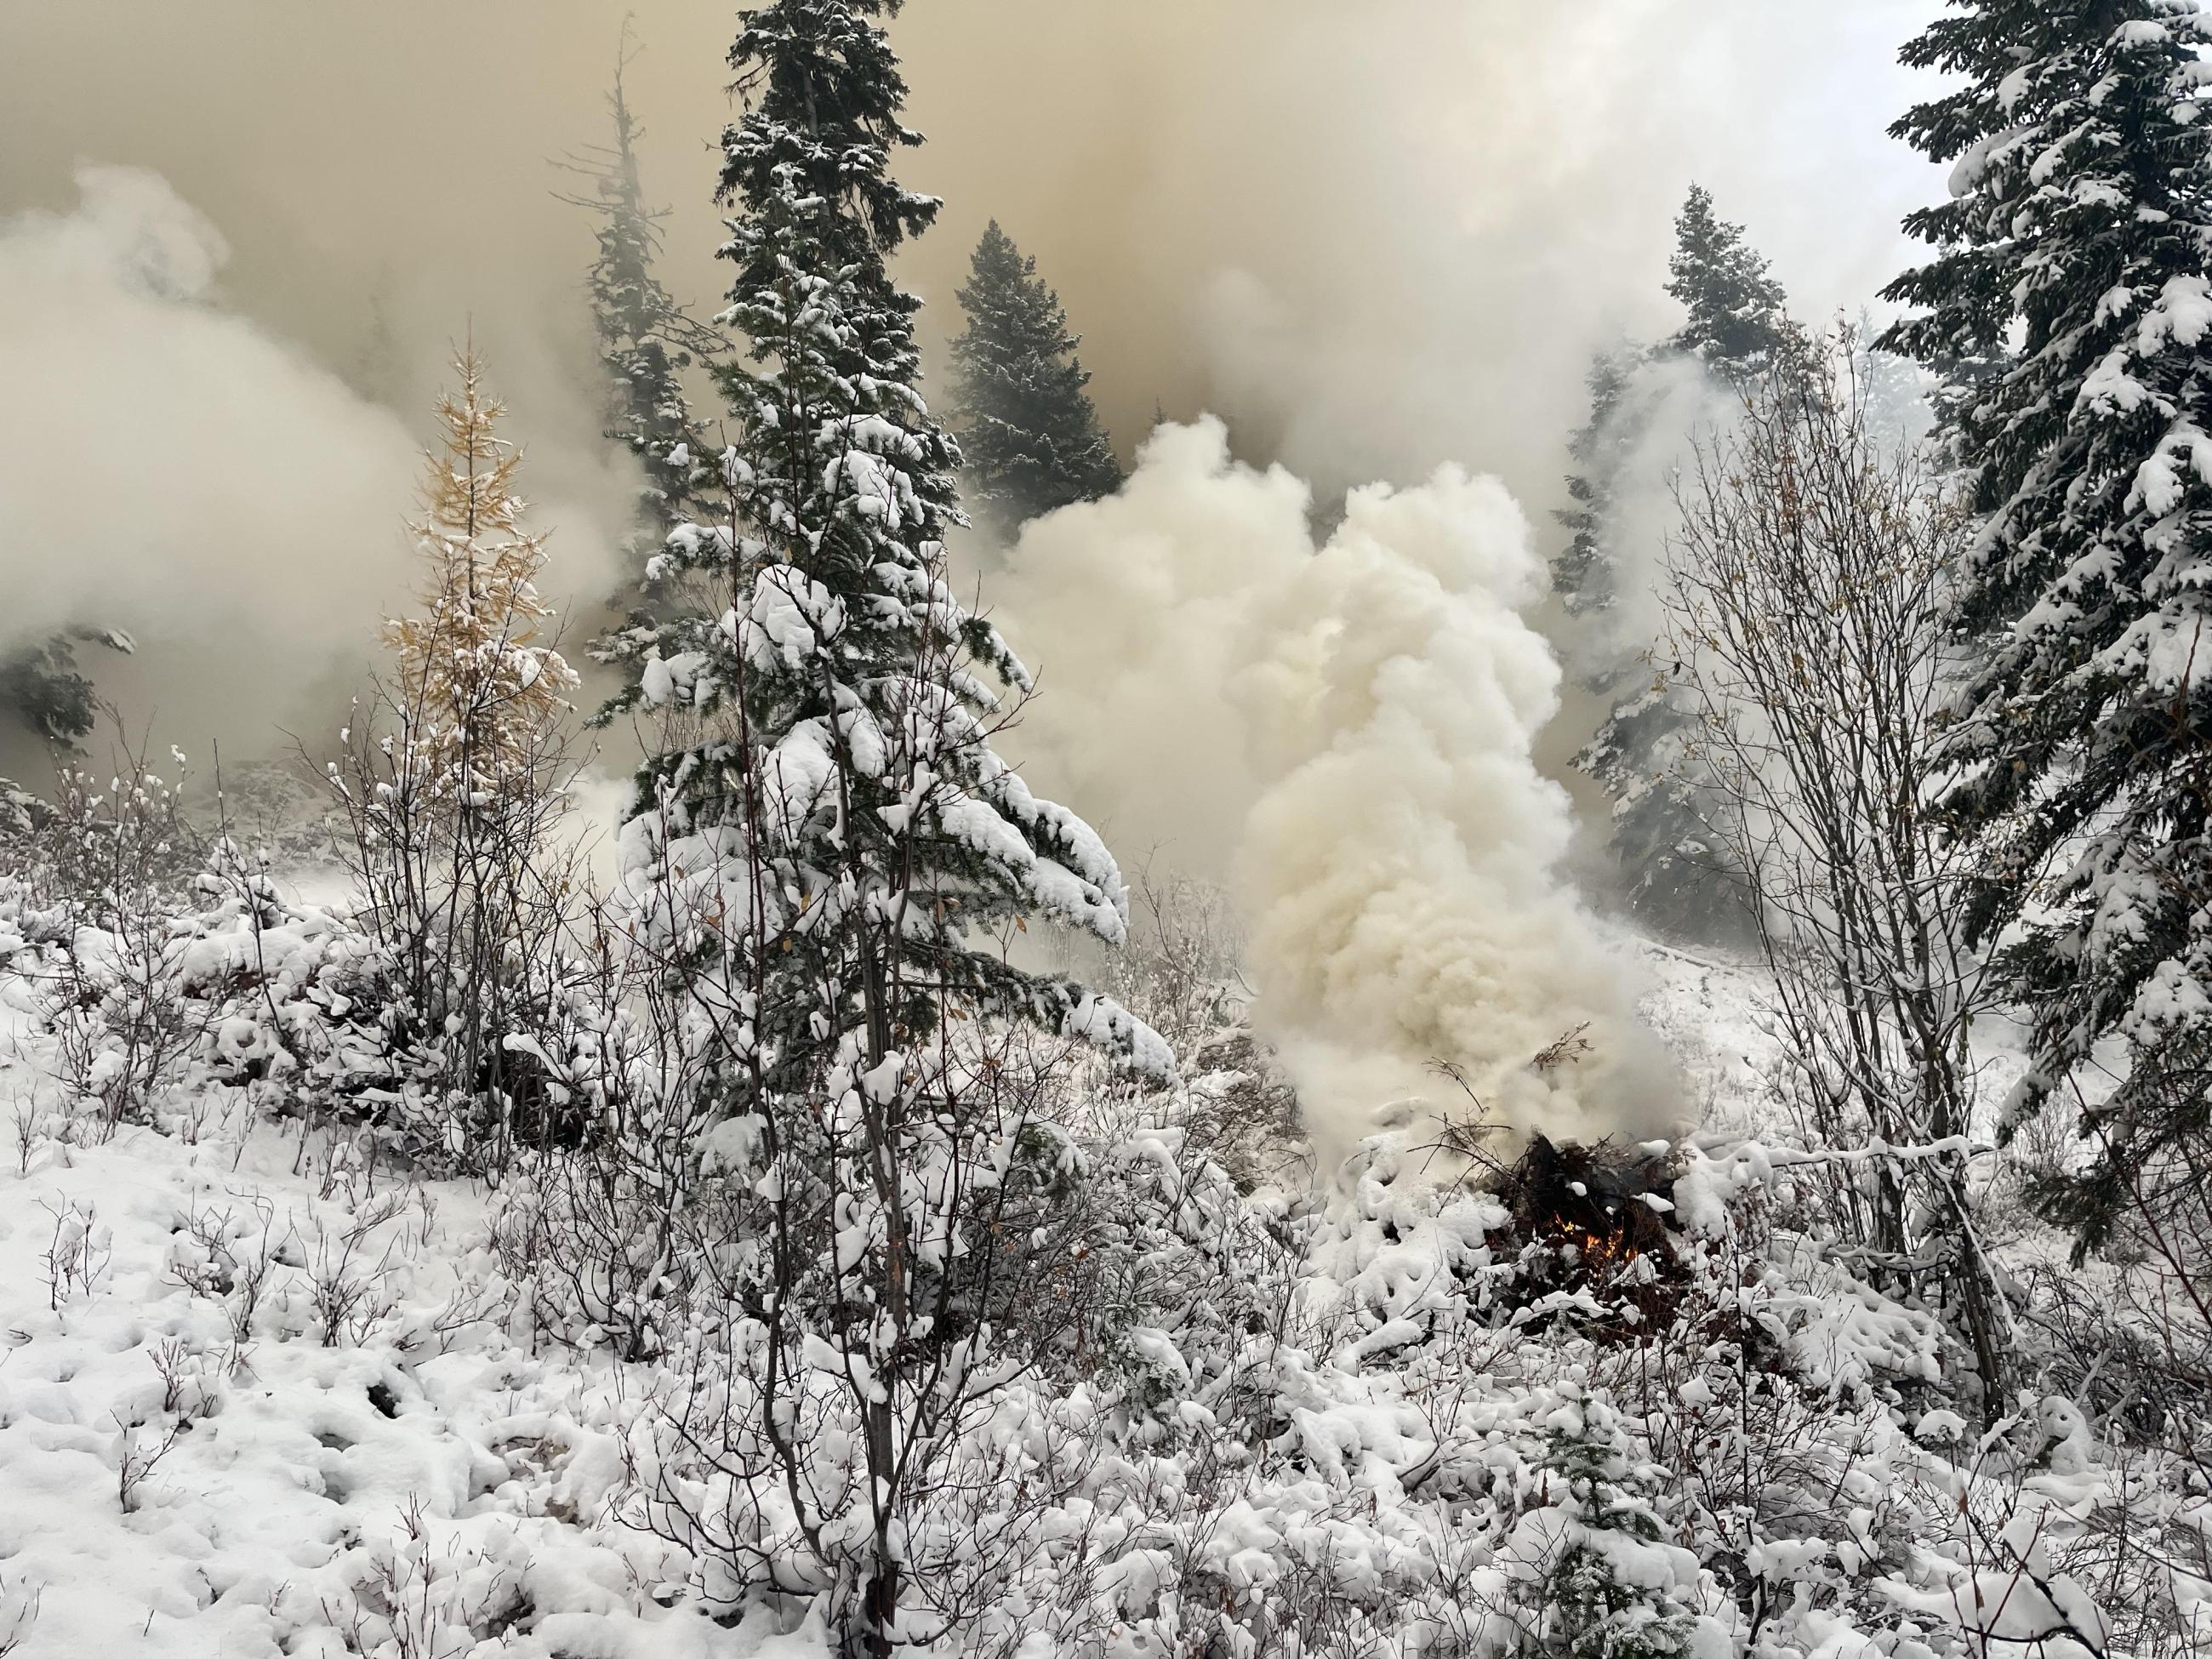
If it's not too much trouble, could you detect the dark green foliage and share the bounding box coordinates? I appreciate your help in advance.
[1514,1392,1699,1659]
[949,221,1122,535]
[1560,185,1792,943]
[613,0,1157,1144]
[1880,0,2212,1247]
[1553,342,1646,629]
[1,636,97,747]
[1574,681,1747,942]
[1667,185,1799,386]
[1,629,131,750]
[567,39,723,726]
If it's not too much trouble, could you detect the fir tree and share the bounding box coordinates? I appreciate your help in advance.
[1667,183,1799,385]
[1562,187,1799,942]
[949,220,1121,534]
[1552,340,1648,630]
[1882,0,2212,1249]
[0,627,134,751]
[624,4,1163,1648]
[2,635,99,748]
[563,31,722,703]
[1499,1384,1702,1659]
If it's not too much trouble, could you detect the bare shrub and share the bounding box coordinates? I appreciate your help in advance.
[1657,336,2010,1401]
[19,734,210,1131]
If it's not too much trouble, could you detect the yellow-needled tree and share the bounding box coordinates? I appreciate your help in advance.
[329,345,586,1172]
[386,348,577,801]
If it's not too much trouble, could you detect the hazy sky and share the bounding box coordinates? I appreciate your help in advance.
[0,0,1943,765]
[0,1,1941,481]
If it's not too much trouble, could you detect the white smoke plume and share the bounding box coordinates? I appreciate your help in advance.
[999,421,1678,1160]
[0,165,629,774]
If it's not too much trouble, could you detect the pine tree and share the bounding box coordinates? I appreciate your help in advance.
[1498,1384,1702,1659]
[563,31,722,710]
[2,635,99,748]
[949,220,1121,534]
[1552,341,1648,630]
[1882,1,2212,1249]
[1667,184,1799,386]
[625,5,1163,1648]
[1562,187,1799,942]
[385,348,577,800]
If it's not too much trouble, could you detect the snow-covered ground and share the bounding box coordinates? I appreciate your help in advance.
[0,997,826,1659]
[0,928,2186,1659]
[0,937,1777,1659]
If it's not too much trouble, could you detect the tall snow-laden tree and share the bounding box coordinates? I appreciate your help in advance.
[624,5,1166,1650]
[564,33,723,715]
[1553,340,1648,630]
[386,348,577,799]
[948,220,1121,535]
[1882,0,2212,1250]
[1667,183,1799,386]
[1564,186,1800,943]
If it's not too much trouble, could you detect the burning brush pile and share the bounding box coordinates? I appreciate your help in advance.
[1462,1126,1690,1334]
[1403,1031,1692,1331]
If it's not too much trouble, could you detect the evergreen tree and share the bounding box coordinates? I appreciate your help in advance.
[564,32,722,712]
[1498,1383,1702,1659]
[2,635,99,748]
[949,220,1121,534]
[1882,0,2212,1250]
[1666,183,1799,385]
[1562,186,1798,942]
[0,627,134,751]
[624,5,1163,1648]
[1552,341,1648,630]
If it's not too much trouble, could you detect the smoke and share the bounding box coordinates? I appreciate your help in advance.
[0,165,630,774]
[0,167,419,761]
[0,1,1936,1145]
[0,2,1937,761]
[1000,422,1677,1160]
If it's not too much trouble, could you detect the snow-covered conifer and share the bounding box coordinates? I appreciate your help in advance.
[627,4,1164,1649]
[949,220,1122,535]
[1565,187,1800,942]
[0,628,134,750]
[1553,340,1648,631]
[1,636,99,748]
[564,39,724,719]
[1883,0,2212,1246]
[1668,183,1801,385]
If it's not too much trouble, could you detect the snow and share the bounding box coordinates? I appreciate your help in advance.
[0,868,2190,1659]
[0,1013,816,1659]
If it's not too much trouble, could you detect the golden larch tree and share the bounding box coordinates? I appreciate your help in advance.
[386,348,579,799]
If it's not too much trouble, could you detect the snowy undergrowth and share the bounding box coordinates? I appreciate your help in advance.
[1,931,2204,1658]
[0,1018,803,1659]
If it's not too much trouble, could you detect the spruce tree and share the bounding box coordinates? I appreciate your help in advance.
[1563,186,1798,942]
[949,219,1122,534]
[1882,0,2212,1249]
[624,4,1163,1647]
[563,36,721,712]
[1552,341,1647,630]
[1666,183,1799,386]
[2,635,100,748]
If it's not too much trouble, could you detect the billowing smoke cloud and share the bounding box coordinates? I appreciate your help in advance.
[0,166,628,772]
[0,167,419,761]
[1000,422,1676,1159]
[0,0,1936,760]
